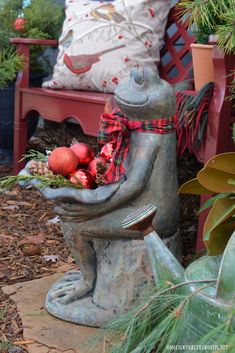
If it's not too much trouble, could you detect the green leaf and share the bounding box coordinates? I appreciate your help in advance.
[178,178,211,195]
[203,197,235,255]
[204,219,235,256]
[198,193,232,214]
[197,153,235,193]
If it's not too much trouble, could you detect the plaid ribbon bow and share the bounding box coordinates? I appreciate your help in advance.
[98,112,178,183]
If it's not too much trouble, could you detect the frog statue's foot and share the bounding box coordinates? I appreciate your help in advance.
[48,271,93,304]
[46,270,116,326]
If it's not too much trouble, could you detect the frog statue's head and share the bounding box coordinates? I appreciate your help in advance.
[114,66,176,121]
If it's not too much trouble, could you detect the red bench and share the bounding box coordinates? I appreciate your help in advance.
[11,7,235,251]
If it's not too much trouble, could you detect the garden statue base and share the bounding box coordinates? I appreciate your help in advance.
[46,231,180,326]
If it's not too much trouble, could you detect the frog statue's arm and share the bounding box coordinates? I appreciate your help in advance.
[55,138,158,221]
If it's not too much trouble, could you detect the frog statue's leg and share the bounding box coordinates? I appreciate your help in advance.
[48,207,142,304]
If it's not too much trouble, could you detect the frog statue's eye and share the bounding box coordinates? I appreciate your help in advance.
[131,67,145,86]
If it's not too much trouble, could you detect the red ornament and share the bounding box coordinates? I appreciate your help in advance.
[48,147,78,176]
[88,157,107,176]
[69,169,96,189]
[13,18,26,32]
[70,142,94,166]
[100,143,114,161]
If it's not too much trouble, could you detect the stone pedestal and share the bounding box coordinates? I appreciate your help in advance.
[46,232,180,326]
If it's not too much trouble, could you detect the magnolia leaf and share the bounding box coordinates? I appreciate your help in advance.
[204,219,235,256]
[198,168,235,194]
[178,178,211,195]
[199,193,232,214]
[206,153,235,174]
[203,198,235,240]
[203,198,235,255]
[197,153,235,193]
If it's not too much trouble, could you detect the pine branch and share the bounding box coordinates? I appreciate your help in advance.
[216,7,235,54]
[177,0,235,45]
[0,174,82,190]
[86,279,217,353]
[19,149,48,162]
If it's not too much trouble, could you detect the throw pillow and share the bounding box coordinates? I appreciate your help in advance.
[43,0,171,93]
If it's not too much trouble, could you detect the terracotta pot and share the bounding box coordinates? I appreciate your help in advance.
[191,43,214,91]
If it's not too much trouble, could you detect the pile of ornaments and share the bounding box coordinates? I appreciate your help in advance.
[30,141,114,189]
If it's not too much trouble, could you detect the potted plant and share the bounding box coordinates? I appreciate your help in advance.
[0,0,64,164]
[177,0,235,90]
[19,0,64,77]
[0,48,25,163]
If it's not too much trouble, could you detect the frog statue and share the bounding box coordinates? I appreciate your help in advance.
[20,67,181,326]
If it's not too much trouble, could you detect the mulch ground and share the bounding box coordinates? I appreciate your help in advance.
[0,121,203,352]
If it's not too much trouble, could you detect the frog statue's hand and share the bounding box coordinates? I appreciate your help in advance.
[40,180,121,204]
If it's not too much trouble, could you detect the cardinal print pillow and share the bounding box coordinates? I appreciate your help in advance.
[43,0,171,93]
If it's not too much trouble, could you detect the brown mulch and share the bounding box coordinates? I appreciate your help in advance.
[0,121,202,352]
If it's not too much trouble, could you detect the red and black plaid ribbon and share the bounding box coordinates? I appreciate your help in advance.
[98,111,178,183]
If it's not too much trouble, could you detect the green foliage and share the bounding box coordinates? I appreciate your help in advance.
[0,173,82,190]
[0,0,64,84]
[0,307,8,321]
[0,151,83,190]
[87,280,219,353]
[19,149,48,162]
[0,340,12,352]
[215,6,235,54]
[179,152,235,255]
[0,0,23,48]
[195,307,235,352]
[0,48,24,87]
[178,0,235,53]
[22,0,64,74]
[23,0,64,40]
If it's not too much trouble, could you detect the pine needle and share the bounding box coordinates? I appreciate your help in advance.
[85,280,218,353]
[0,173,82,190]
[193,304,235,351]
[19,149,48,162]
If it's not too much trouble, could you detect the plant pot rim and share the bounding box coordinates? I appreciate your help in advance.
[191,43,213,50]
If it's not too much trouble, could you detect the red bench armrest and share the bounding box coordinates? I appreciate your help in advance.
[10,38,58,46]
